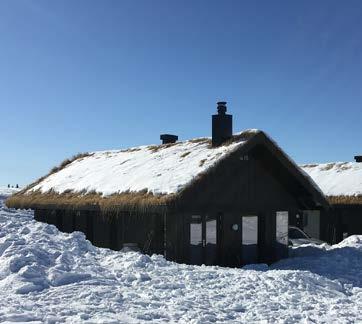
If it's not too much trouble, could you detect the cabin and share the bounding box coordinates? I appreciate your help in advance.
[301,159,362,243]
[6,102,328,267]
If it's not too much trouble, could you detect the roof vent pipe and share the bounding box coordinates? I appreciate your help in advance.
[160,134,178,144]
[212,101,233,147]
[354,156,362,163]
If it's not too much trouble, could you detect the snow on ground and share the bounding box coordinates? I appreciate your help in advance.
[0,197,361,323]
[0,186,20,199]
[301,162,362,197]
[28,132,256,196]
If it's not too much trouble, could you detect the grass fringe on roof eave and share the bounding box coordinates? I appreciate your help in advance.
[5,190,175,213]
[327,195,362,205]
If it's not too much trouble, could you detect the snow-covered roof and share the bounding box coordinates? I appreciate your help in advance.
[301,162,362,199]
[7,129,328,211]
[28,130,259,197]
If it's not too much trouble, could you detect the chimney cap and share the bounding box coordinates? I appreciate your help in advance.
[217,101,227,115]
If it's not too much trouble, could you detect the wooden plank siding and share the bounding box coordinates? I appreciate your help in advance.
[62,210,75,233]
[168,143,317,266]
[329,205,362,243]
[35,209,165,256]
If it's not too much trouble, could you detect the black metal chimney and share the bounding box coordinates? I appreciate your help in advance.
[354,156,362,163]
[212,101,232,146]
[160,134,178,144]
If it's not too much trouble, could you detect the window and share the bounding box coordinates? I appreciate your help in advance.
[276,211,288,246]
[190,215,202,246]
[242,216,258,264]
[189,214,218,265]
[242,216,258,245]
[189,215,203,265]
[206,217,216,245]
[302,210,320,239]
[276,211,289,259]
[205,215,217,265]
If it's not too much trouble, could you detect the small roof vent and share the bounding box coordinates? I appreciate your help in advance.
[160,134,178,144]
[354,156,362,163]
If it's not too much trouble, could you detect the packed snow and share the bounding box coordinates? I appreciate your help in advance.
[301,162,362,197]
[27,132,257,196]
[1,193,361,323]
[0,186,20,199]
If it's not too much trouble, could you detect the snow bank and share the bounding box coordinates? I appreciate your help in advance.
[28,134,251,196]
[0,186,20,199]
[301,162,362,197]
[1,198,361,323]
[275,239,362,288]
[335,234,362,249]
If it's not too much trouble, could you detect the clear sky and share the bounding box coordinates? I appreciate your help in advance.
[1,0,362,186]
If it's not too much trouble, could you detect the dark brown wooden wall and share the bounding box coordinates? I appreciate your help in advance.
[165,212,188,263]
[178,145,311,213]
[329,205,362,243]
[169,144,316,266]
[34,209,164,256]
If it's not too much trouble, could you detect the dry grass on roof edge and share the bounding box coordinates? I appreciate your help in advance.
[5,190,176,213]
[327,195,362,205]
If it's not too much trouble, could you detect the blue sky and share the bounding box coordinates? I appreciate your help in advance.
[1,1,362,186]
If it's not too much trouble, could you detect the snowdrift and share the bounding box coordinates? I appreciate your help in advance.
[0,186,20,200]
[0,197,361,323]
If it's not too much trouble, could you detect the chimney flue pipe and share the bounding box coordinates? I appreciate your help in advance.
[212,101,233,147]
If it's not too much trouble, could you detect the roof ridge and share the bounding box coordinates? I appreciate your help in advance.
[92,129,261,154]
